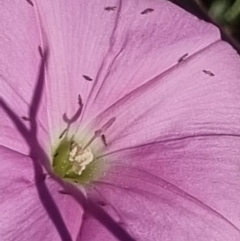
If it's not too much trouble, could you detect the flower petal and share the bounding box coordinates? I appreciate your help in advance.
[83,0,221,121]
[87,41,240,153]
[34,0,124,136]
[33,0,219,136]
[87,136,240,240]
[77,213,119,241]
[0,145,83,241]
[0,0,49,155]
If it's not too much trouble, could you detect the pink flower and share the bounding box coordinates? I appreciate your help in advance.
[1,0,240,240]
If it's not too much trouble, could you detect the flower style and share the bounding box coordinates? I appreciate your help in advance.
[1,0,240,240]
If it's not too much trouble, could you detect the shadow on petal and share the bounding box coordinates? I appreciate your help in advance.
[1,47,135,241]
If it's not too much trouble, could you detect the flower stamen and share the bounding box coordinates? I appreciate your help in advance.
[68,141,94,175]
[82,117,116,150]
[101,117,116,132]
[52,117,116,182]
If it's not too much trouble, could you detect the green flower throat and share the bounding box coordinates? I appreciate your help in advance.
[52,134,101,184]
[52,117,116,184]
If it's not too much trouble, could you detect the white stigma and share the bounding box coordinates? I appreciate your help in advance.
[69,142,94,175]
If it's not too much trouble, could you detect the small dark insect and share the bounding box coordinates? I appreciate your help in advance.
[83,75,93,81]
[202,70,215,77]
[53,152,59,158]
[78,94,83,106]
[104,6,116,11]
[178,53,188,63]
[21,116,30,121]
[26,0,34,6]
[58,190,70,195]
[59,128,67,139]
[101,134,108,146]
[98,201,107,207]
[38,46,43,58]
[141,8,154,15]
[41,174,47,181]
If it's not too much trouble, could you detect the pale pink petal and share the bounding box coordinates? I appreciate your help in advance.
[0,145,83,240]
[82,136,240,240]
[83,0,221,121]
[34,0,124,136]
[87,41,240,153]
[0,0,49,155]
[33,0,219,137]
[44,178,84,241]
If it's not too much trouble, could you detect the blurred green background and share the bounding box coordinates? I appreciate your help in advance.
[170,0,240,53]
[201,0,240,43]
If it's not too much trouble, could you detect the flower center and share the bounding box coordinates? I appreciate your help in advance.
[52,117,116,184]
[69,142,93,175]
[52,133,101,184]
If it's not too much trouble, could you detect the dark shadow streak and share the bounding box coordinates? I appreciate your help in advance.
[63,94,83,127]
[63,182,136,241]
[87,199,136,241]
[0,50,72,241]
[29,49,46,136]
[1,49,136,240]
